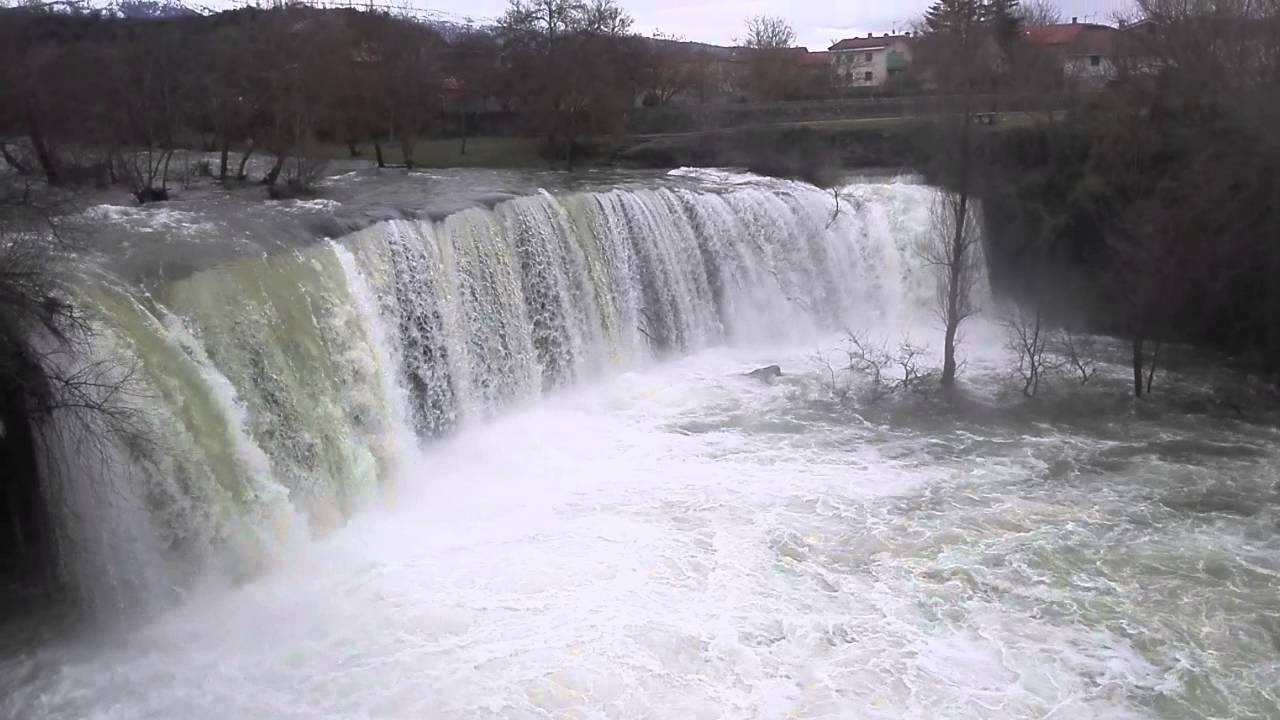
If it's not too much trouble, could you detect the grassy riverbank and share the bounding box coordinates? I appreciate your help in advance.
[316,137,548,170]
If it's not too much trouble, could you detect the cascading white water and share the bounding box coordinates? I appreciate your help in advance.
[40,175,964,614]
[13,174,1277,720]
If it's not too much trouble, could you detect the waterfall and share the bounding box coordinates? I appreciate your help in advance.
[38,176,979,615]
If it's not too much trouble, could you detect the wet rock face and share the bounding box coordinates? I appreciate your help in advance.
[746,365,783,382]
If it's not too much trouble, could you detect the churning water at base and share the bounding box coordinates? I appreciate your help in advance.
[6,341,1279,719]
[5,173,1278,718]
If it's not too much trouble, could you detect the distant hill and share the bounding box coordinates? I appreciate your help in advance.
[7,0,206,17]
[110,0,204,18]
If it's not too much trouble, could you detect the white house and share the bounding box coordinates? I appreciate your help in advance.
[827,33,914,88]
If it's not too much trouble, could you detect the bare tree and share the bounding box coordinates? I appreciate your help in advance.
[246,8,341,189]
[737,15,800,101]
[369,11,446,171]
[94,15,194,202]
[0,7,114,187]
[1,175,156,578]
[1017,0,1062,26]
[446,27,502,155]
[913,0,1000,389]
[640,35,712,105]
[499,0,635,168]
[741,15,796,49]
[919,190,983,388]
[188,21,258,182]
[582,0,631,34]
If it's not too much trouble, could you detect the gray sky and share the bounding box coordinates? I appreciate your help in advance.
[414,0,1137,50]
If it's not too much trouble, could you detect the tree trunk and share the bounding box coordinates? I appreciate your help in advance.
[459,108,468,156]
[235,141,255,180]
[347,140,361,158]
[374,141,386,169]
[0,406,41,582]
[1132,336,1145,398]
[263,151,286,186]
[940,177,971,388]
[219,138,230,182]
[5,482,28,569]
[1145,341,1161,395]
[25,104,60,187]
[941,320,959,388]
[159,149,173,193]
[1270,180,1280,386]
[401,139,415,170]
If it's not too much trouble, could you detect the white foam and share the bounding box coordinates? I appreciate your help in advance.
[8,337,1217,720]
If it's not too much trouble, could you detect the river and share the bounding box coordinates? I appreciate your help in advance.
[1,168,1277,719]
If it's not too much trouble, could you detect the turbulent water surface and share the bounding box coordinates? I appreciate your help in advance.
[2,170,1277,719]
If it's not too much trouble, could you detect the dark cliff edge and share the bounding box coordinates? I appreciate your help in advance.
[613,121,934,184]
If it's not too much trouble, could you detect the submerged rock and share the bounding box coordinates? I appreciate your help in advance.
[746,365,783,383]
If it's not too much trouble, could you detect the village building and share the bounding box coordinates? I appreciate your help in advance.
[1024,18,1120,87]
[827,33,914,88]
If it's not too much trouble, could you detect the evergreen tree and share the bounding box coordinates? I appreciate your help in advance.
[924,0,983,41]
[984,0,1023,59]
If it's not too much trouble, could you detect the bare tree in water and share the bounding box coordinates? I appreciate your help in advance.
[913,0,1002,389]
[920,190,984,387]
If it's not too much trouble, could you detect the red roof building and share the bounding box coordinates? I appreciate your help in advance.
[1024,19,1119,86]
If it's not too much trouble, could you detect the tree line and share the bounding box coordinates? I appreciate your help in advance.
[914,0,1280,395]
[0,0,742,195]
[4,0,1278,399]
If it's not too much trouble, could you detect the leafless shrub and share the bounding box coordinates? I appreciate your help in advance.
[117,147,174,203]
[845,331,891,390]
[1053,329,1096,385]
[814,350,853,403]
[819,331,936,405]
[269,155,328,200]
[192,158,214,179]
[1003,303,1051,397]
[892,340,931,391]
[1005,303,1106,395]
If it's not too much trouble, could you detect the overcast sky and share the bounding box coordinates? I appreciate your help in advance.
[415,0,1137,50]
